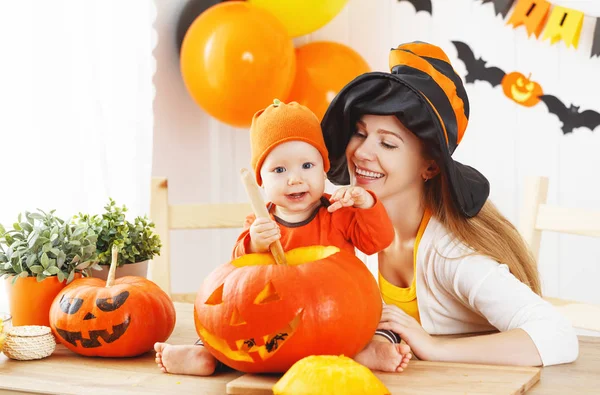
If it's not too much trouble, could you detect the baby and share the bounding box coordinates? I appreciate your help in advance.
[154,100,411,375]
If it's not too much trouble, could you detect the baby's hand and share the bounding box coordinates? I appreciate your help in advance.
[249,217,281,253]
[328,186,375,213]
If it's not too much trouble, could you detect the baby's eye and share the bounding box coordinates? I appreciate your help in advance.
[302,163,314,169]
[274,167,286,173]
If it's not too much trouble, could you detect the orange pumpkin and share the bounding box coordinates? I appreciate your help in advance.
[501,72,543,107]
[49,246,176,357]
[194,246,382,373]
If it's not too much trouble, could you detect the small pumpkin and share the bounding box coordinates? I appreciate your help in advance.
[501,72,543,107]
[273,354,390,395]
[49,245,176,357]
[194,245,382,373]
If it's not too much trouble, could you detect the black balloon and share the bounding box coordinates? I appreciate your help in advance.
[176,0,230,52]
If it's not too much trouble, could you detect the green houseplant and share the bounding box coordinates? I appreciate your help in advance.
[75,198,161,279]
[0,209,98,326]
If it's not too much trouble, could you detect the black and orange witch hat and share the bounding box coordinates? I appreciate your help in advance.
[321,41,489,218]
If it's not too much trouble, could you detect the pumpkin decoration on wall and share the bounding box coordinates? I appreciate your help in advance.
[49,245,176,357]
[501,72,543,107]
[193,169,383,373]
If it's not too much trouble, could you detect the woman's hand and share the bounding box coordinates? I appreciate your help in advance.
[378,304,442,361]
[328,186,374,212]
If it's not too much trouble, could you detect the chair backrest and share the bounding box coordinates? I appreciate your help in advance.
[149,177,251,299]
[518,176,600,263]
[518,176,600,333]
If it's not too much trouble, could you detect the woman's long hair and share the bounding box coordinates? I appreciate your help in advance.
[423,155,542,295]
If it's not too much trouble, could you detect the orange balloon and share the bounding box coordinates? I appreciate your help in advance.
[180,2,296,128]
[286,42,370,121]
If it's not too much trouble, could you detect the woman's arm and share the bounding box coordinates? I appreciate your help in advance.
[430,329,542,366]
[380,254,579,366]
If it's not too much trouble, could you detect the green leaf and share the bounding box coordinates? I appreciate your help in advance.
[57,270,66,283]
[20,222,33,233]
[36,273,46,282]
[29,213,44,220]
[69,240,81,246]
[50,233,58,242]
[46,266,60,275]
[26,254,37,267]
[50,248,61,257]
[42,243,52,253]
[13,222,21,231]
[41,253,50,269]
[56,251,66,268]
[30,265,44,274]
[19,271,29,278]
[67,270,75,284]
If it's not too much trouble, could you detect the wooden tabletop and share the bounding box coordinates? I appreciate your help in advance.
[0,303,598,394]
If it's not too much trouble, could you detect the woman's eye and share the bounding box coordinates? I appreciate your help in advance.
[302,163,314,169]
[353,130,367,138]
[274,167,285,173]
[381,141,397,150]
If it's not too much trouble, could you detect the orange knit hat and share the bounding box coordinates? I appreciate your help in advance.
[250,99,330,186]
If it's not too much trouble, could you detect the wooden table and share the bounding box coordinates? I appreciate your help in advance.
[1,303,598,394]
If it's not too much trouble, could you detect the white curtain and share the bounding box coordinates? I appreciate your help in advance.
[0,1,156,313]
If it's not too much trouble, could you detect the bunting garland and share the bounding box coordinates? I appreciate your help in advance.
[478,0,600,58]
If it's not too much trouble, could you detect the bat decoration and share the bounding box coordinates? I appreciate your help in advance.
[538,95,600,134]
[451,41,506,87]
[480,0,515,18]
[397,0,433,15]
[451,41,599,135]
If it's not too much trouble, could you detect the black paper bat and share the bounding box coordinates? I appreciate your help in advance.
[538,95,600,134]
[480,0,515,18]
[451,41,506,87]
[397,0,432,15]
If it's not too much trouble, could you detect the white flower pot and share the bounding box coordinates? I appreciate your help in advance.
[92,260,149,280]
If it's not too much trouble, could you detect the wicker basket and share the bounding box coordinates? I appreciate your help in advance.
[2,325,56,361]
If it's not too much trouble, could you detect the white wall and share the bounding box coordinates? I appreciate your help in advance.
[153,0,600,304]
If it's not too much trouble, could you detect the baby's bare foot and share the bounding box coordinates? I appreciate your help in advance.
[354,341,412,372]
[154,342,217,376]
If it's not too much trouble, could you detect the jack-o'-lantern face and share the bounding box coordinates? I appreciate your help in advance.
[54,291,131,348]
[194,246,384,373]
[501,72,543,107]
[49,276,176,358]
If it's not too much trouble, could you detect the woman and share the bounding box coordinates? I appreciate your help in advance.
[321,41,578,371]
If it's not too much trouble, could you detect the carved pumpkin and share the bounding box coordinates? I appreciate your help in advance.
[501,72,543,107]
[273,355,390,395]
[194,246,382,373]
[49,246,176,357]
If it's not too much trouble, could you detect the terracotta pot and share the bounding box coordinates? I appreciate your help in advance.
[92,260,149,280]
[5,275,79,327]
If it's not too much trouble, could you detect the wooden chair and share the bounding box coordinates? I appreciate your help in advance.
[519,176,600,332]
[148,177,251,303]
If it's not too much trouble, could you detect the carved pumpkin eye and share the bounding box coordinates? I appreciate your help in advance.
[516,77,524,87]
[60,295,84,315]
[254,281,281,304]
[525,82,534,91]
[96,291,130,312]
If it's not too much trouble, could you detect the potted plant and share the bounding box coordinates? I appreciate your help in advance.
[75,198,161,280]
[0,209,98,326]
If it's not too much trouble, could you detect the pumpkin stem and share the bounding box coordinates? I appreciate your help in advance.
[106,244,119,287]
[527,72,532,80]
[240,168,287,265]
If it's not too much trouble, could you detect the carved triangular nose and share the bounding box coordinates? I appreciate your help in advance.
[84,312,96,320]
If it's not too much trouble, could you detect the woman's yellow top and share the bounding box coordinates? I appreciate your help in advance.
[379,209,431,323]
